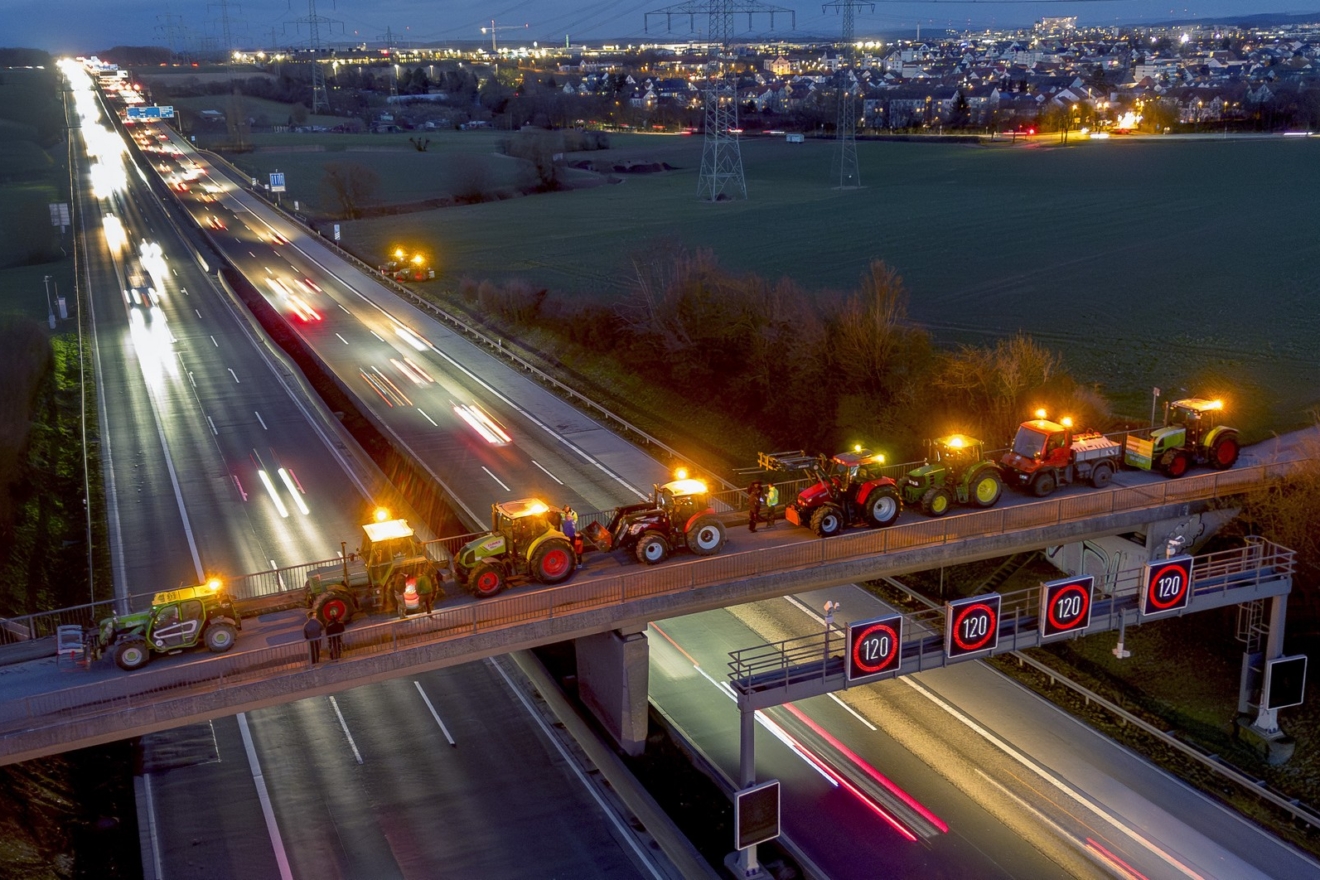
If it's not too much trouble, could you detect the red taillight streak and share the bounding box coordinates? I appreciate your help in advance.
[650,623,700,666]
[1086,838,1150,880]
[789,735,918,842]
[784,702,948,833]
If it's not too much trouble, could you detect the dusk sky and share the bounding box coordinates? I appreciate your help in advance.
[3,1,1318,55]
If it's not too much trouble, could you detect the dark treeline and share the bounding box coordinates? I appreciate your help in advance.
[459,249,1109,460]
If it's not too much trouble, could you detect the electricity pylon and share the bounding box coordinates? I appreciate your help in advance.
[288,0,341,113]
[647,0,793,201]
[825,0,872,188]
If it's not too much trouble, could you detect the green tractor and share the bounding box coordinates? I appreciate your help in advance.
[453,498,577,598]
[92,579,241,671]
[303,509,450,624]
[900,434,1004,517]
[1124,397,1240,477]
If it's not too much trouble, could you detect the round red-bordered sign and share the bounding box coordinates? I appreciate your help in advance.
[1146,561,1190,611]
[1048,584,1091,632]
[851,622,899,675]
[952,602,997,652]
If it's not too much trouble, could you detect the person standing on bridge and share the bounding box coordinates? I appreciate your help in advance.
[326,614,345,661]
[303,612,323,665]
[562,505,582,569]
[747,480,763,533]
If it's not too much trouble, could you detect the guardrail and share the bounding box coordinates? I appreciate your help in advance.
[0,460,1297,740]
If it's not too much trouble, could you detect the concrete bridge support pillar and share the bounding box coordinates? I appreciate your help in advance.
[575,626,649,756]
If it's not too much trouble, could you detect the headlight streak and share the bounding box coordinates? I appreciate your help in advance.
[452,403,511,445]
[394,325,428,351]
[257,469,290,518]
[277,468,310,515]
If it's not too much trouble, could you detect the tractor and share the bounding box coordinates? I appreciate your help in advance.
[304,509,449,623]
[453,498,577,597]
[758,448,902,538]
[92,579,241,671]
[584,474,727,564]
[900,434,1003,516]
[1124,397,1240,477]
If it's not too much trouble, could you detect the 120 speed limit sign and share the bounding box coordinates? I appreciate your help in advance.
[945,594,1001,660]
[846,614,903,683]
[1141,555,1193,618]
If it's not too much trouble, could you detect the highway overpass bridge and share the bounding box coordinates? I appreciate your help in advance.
[0,459,1303,765]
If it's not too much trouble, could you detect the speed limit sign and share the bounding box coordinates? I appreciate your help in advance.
[846,614,903,684]
[1141,555,1193,619]
[945,594,1001,660]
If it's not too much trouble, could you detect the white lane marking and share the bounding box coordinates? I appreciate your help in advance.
[206,416,218,436]
[972,768,1113,872]
[488,659,664,880]
[328,696,363,764]
[903,676,1206,879]
[532,460,564,485]
[210,335,218,347]
[335,333,349,345]
[414,681,457,746]
[181,288,188,296]
[256,230,651,500]
[337,302,350,314]
[417,408,437,427]
[195,308,202,319]
[481,466,510,492]
[236,714,295,880]
[172,268,178,276]
[828,693,877,731]
[142,772,164,880]
[187,371,195,388]
[254,411,267,430]
[369,330,384,342]
[228,368,240,383]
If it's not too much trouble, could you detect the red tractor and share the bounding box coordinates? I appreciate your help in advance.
[757,448,902,538]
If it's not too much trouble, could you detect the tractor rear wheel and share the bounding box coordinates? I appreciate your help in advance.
[114,639,150,671]
[1090,463,1114,488]
[636,533,670,565]
[970,470,1003,508]
[863,487,902,527]
[1164,451,1190,478]
[1032,472,1057,497]
[314,590,354,625]
[1210,436,1240,470]
[205,622,237,654]
[920,487,953,517]
[810,504,845,537]
[469,562,507,598]
[532,540,575,584]
[687,517,726,556]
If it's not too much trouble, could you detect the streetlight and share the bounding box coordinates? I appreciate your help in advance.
[43,275,55,328]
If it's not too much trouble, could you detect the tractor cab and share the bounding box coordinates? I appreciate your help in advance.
[822,448,886,488]
[926,434,984,478]
[361,514,429,582]
[655,477,712,523]
[489,498,560,559]
[1161,398,1223,447]
[902,434,1002,516]
[1009,417,1072,467]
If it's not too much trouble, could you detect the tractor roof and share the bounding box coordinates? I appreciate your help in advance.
[151,580,224,606]
[1171,397,1224,413]
[662,478,708,497]
[935,434,982,450]
[363,518,415,542]
[832,448,883,467]
[494,498,551,519]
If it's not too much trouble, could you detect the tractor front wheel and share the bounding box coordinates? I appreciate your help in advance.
[1210,436,1240,470]
[920,487,953,517]
[469,563,507,598]
[532,540,575,584]
[1164,451,1190,478]
[687,517,726,556]
[863,487,902,527]
[114,639,150,671]
[205,622,237,654]
[636,533,670,565]
[1032,472,1058,497]
[314,590,354,625]
[809,504,845,537]
[970,470,1003,508]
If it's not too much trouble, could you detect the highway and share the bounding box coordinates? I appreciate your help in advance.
[66,66,674,880]
[63,67,1320,880]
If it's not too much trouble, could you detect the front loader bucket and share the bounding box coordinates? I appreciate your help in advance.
[583,521,614,552]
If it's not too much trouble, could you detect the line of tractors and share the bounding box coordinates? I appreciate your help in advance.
[88,397,1239,670]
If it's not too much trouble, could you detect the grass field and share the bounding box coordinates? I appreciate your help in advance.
[303,132,1320,437]
[220,131,531,211]
[170,94,342,130]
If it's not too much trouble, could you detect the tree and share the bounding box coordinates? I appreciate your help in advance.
[319,162,381,219]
